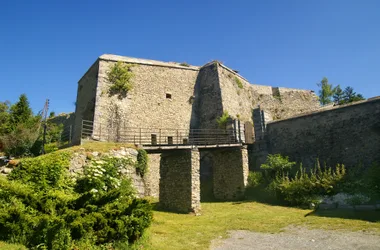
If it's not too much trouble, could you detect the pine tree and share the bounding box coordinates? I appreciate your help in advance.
[317,77,336,105]
[9,94,33,128]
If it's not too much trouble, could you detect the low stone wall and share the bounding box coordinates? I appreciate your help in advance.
[159,149,200,213]
[265,98,380,168]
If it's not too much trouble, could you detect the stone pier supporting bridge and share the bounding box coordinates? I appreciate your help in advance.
[145,144,249,214]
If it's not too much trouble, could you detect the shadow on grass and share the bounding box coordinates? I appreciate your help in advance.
[306,209,380,223]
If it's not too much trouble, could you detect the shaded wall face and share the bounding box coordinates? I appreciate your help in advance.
[266,99,380,168]
[72,61,99,144]
[193,63,224,130]
[94,60,199,141]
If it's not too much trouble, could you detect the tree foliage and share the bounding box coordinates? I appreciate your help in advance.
[317,77,365,106]
[0,94,63,157]
[317,77,336,105]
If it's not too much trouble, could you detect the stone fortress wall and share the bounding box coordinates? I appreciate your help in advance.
[70,54,380,212]
[72,54,320,143]
[264,97,380,168]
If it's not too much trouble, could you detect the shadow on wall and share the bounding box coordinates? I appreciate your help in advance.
[190,63,224,131]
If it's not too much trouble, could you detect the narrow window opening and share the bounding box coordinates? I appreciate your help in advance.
[166,93,172,99]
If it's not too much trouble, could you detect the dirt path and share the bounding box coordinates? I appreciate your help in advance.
[211,226,380,250]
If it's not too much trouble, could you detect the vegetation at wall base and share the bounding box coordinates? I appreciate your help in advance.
[0,150,152,249]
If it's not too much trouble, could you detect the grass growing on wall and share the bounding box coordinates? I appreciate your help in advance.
[235,77,243,89]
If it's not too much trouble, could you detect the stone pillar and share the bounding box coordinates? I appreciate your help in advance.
[159,149,200,213]
[212,146,249,200]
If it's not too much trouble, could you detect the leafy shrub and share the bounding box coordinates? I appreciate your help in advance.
[9,151,72,190]
[365,162,380,198]
[107,61,134,98]
[344,193,371,206]
[0,124,39,157]
[274,163,346,206]
[0,153,152,249]
[136,149,148,177]
[216,111,230,129]
[247,171,263,188]
[260,154,296,182]
[43,142,59,154]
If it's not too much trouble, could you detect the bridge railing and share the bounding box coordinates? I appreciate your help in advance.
[81,119,243,146]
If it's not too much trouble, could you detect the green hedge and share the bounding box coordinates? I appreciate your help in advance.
[0,152,153,249]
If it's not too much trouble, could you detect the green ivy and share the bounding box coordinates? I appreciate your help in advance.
[107,61,134,98]
[136,149,148,177]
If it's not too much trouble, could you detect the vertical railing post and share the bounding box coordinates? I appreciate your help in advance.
[139,128,142,145]
[159,129,161,145]
[176,130,179,144]
[216,130,219,145]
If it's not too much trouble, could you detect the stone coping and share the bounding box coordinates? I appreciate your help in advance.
[99,54,200,71]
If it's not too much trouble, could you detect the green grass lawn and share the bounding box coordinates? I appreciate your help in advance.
[1,201,379,249]
[148,201,380,250]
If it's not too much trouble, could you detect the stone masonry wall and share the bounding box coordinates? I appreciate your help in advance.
[266,98,380,168]
[72,61,99,144]
[192,62,223,130]
[159,149,200,213]
[211,146,249,200]
[74,54,321,145]
[217,63,320,125]
[93,55,199,142]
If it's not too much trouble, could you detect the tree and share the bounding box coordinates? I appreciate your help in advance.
[49,111,55,118]
[9,94,33,128]
[333,85,345,105]
[317,77,336,105]
[343,86,365,104]
[0,101,10,135]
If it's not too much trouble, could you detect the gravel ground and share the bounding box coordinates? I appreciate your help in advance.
[211,226,380,250]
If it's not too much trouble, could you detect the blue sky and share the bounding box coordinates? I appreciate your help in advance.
[1,0,379,114]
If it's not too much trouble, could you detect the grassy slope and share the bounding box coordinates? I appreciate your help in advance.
[148,202,380,250]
